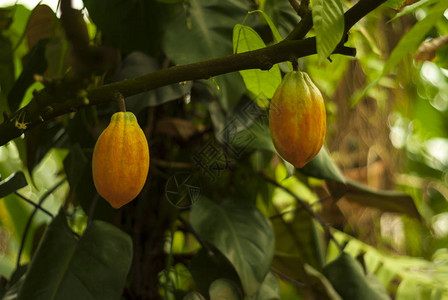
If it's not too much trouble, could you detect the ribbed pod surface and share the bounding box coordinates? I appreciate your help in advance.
[92,112,150,208]
[269,71,326,168]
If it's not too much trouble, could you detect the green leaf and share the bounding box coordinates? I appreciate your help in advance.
[209,278,242,300]
[232,121,275,153]
[383,0,405,9]
[8,39,48,112]
[190,198,274,296]
[389,0,439,22]
[303,264,342,300]
[352,0,448,106]
[26,120,68,174]
[263,0,300,39]
[183,291,207,300]
[232,24,281,101]
[323,253,390,300]
[344,178,421,219]
[0,172,27,198]
[299,147,347,199]
[312,0,344,60]
[249,10,283,43]
[18,210,133,300]
[189,248,241,295]
[163,0,249,111]
[272,208,324,270]
[252,272,280,300]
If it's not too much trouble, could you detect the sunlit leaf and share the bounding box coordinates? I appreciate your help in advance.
[312,0,344,60]
[233,24,281,101]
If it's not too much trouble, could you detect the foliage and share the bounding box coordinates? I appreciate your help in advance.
[0,0,447,299]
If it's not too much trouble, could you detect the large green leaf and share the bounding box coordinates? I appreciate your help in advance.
[232,24,281,101]
[163,0,248,111]
[312,0,344,60]
[0,172,27,198]
[190,198,274,296]
[18,210,132,300]
[323,253,390,300]
[209,278,242,300]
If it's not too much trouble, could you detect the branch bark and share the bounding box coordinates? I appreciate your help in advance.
[0,0,386,146]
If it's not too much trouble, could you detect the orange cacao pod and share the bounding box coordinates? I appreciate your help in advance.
[269,71,326,168]
[92,112,150,208]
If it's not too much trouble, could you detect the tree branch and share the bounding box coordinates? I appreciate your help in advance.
[0,0,386,146]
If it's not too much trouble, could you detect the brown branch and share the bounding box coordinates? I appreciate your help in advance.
[286,0,387,40]
[0,40,354,146]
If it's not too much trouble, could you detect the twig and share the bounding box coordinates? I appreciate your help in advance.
[14,192,53,218]
[260,173,343,252]
[151,158,194,169]
[288,0,302,16]
[87,193,99,227]
[270,268,306,288]
[270,195,333,219]
[16,179,66,268]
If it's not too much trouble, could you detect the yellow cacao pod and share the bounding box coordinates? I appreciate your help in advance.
[269,71,326,168]
[92,112,150,208]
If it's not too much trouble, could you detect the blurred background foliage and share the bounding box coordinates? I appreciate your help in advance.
[0,0,447,299]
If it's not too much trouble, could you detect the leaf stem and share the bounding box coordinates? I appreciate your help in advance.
[14,192,54,218]
[16,179,66,269]
[260,173,343,252]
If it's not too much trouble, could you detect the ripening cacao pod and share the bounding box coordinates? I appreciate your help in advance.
[269,71,326,168]
[92,112,150,208]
